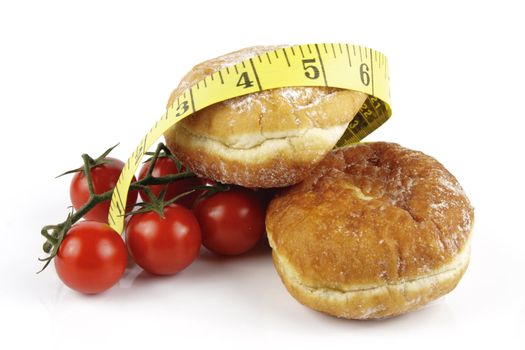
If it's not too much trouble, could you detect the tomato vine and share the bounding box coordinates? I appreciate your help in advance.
[38,142,196,272]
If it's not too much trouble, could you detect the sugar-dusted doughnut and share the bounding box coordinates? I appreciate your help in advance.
[266,142,474,319]
[164,46,367,188]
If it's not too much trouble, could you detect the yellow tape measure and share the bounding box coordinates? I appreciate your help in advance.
[108,43,392,233]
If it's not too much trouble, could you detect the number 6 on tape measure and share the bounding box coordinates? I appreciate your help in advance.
[108,43,392,233]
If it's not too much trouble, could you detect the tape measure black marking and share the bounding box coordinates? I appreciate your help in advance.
[108,43,391,232]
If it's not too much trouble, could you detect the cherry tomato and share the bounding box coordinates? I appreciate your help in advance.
[126,204,201,275]
[70,157,138,223]
[138,158,212,208]
[55,221,127,294]
[193,188,265,256]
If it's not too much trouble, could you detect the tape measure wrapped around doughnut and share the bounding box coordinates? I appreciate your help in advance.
[108,43,391,233]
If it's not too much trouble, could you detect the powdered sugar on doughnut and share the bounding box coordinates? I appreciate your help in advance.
[174,45,287,93]
[268,141,474,285]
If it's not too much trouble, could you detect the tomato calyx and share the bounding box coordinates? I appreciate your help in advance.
[56,143,120,178]
[142,143,184,174]
[127,185,194,219]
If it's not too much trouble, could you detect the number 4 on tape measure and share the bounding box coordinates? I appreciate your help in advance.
[108,43,392,233]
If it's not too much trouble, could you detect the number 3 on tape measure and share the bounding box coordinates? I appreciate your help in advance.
[108,43,392,233]
[175,101,189,116]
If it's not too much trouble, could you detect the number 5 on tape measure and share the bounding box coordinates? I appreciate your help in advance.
[108,43,392,233]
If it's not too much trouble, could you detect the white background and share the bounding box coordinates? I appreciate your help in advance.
[1,1,524,349]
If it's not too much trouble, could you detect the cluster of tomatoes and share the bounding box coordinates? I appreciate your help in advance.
[53,148,269,294]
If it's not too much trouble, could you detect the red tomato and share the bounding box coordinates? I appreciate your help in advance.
[126,204,201,275]
[55,221,127,294]
[193,188,265,256]
[138,158,211,208]
[70,157,138,223]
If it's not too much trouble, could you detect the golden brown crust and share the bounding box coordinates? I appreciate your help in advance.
[272,245,469,319]
[166,46,365,141]
[168,87,365,145]
[163,46,367,187]
[167,46,285,105]
[266,142,474,318]
[166,133,321,188]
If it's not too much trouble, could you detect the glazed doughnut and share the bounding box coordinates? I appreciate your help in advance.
[164,46,367,188]
[266,142,474,319]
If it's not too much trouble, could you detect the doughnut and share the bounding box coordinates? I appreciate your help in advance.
[266,142,474,319]
[164,46,367,188]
